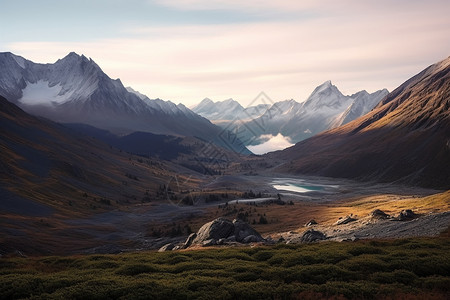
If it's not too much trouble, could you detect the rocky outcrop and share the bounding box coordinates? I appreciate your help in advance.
[370,209,390,219]
[335,215,357,225]
[187,217,264,247]
[300,229,326,243]
[182,233,197,249]
[397,209,417,221]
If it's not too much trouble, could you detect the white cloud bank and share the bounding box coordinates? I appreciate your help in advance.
[247,134,294,154]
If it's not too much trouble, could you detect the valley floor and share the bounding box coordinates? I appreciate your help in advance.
[1,174,448,255]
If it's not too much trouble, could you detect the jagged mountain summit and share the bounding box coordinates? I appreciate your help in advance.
[0,52,250,154]
[192,81,388,146]
[192,98,270,123]
[273,56,450,189]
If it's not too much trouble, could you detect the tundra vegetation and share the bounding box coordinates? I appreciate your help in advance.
[1,236,449,299]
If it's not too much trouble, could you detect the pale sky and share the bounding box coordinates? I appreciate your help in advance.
[2,0,450,106]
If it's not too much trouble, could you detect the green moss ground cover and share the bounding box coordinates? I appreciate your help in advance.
[1,238,449,299]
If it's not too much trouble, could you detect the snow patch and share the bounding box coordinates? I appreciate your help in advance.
[20,80,71,106]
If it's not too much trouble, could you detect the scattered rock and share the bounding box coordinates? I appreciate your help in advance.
[201,239,217,247]
[301,229,326,243]
[342,236,359,242]
[181,233,197,249]
[233,219,264,243]
[305,219,318,226]
[335,215,357,225]
[158,243,175,252]
[264,236,276,244]
[370,209,390,219]
[243,235,261,243]
[397,209,417,221]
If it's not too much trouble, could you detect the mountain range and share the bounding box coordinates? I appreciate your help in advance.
[271,56,450,189]
[192,81,388,145]
[0,52,249,154]
[192,98,270,124]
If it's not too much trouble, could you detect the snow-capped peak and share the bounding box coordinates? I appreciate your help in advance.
[303,80,347,109]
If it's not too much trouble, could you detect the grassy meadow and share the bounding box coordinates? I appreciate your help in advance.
[1,237,449,299]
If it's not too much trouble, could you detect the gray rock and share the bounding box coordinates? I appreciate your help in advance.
[182,233,197,249]
[233,219,264,243]
[300,229,326,243]
[225,235,236,242]
[193,218,234,244]
[305,219,318,226]
[242,235,261,243]
[397,209,417,221]
[264,236,276,244]
[335,215,357,225]
[370,209,390,219]
[189,217,263,247]
[158,243,175,252]
[201,239,217,247]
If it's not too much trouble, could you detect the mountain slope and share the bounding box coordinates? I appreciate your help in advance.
[0,95,181,215]
[274,57,450,189]
[0,52,250,154]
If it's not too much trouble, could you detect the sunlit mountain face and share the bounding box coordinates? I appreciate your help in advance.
[272,56,450,189]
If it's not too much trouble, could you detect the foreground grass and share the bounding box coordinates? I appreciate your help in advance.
[1,238,449,299]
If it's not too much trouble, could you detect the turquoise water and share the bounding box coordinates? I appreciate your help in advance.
[272,178,329,193]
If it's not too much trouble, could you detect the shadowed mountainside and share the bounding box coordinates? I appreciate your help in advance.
[0,95,201,217]
[273,56,450,189]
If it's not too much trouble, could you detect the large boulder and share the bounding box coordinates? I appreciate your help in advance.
[233,219,264,243]
[301,229,326,243]
[193,218,234,244]
[191,218,263,247]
